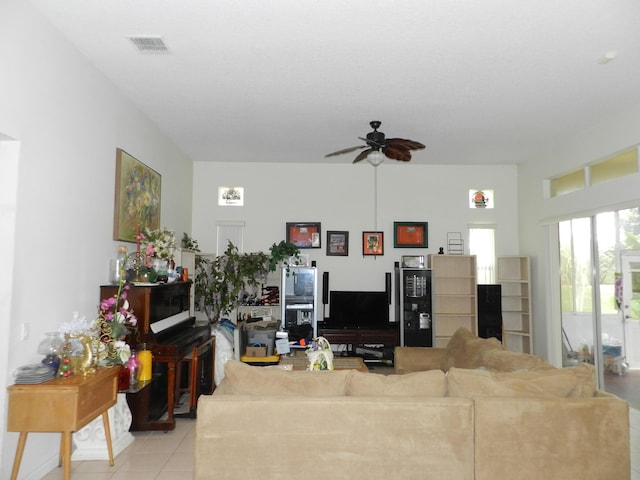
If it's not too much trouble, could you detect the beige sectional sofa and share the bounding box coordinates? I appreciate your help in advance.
[195,328,630,480]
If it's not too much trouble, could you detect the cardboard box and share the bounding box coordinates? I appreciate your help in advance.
[245,346,267,357]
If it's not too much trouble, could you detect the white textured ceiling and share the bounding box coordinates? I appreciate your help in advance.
[27,0,640,165]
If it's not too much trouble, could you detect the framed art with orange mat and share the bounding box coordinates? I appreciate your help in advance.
[394,222,428,248]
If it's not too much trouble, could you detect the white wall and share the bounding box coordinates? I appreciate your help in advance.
[518,103,640,363]
[192,161,520,298]
[0,1,193,477]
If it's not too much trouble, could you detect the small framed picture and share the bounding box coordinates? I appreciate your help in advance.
[362,231,384,256]
[286,222,321,249]
[394,222,428,248]
[326,231,349,256]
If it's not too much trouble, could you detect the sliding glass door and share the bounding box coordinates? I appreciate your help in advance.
[559,217,596,369]
[559,207,640,401]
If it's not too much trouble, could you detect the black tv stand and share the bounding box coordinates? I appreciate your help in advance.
[317,326,399,363]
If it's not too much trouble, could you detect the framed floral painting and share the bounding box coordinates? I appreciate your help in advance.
[113,148,161,242]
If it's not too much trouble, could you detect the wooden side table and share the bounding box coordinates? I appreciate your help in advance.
[7,366,119,480]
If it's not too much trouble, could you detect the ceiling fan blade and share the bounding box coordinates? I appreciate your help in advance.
[358,136,385,149]
[383,145,412,162]
[352,148,373,164]
[386,138,425,151]
[325,145,368,157]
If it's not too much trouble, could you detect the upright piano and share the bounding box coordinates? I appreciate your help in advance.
[99,281,214,431]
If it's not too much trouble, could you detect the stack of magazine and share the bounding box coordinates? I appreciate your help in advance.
[14,364,56,384]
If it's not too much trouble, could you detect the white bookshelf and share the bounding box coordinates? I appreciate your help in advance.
[496,256,532,353]
[429,254,478,347]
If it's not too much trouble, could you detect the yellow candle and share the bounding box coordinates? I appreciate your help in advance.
[138,348,153,381]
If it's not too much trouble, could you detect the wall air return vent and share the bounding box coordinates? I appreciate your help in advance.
[127,35,169,53]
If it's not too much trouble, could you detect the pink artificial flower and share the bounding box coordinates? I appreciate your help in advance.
[100,297,117,313]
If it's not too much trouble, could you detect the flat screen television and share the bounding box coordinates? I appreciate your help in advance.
[327,290,390,329]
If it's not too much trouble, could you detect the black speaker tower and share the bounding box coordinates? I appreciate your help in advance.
[385,272,392,304]
[322,271,329,305]
[477,284,503,342]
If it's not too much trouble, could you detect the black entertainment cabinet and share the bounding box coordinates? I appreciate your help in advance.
[317,326,399,362]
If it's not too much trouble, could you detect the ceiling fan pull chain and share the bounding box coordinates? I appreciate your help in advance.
[373,166,378,231]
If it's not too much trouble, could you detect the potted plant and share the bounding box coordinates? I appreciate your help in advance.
[194,240,300,323]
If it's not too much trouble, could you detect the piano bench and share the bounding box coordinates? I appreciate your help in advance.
[176,337,216,416]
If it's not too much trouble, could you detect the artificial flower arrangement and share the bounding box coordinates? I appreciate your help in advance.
[139,226,176,262]
[94,262,138,365]
[53,254,138,378]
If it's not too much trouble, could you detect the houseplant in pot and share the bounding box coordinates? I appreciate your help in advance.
[195,240,300,323]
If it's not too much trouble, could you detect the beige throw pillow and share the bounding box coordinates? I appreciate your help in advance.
[346,370,446,397]
[480,348,554,372]
[221,360,349,396]
[440,327,503,371]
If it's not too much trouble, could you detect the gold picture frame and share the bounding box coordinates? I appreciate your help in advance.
[113,148,161,242]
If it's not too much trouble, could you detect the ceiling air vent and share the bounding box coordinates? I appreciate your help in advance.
[127,35,169,53]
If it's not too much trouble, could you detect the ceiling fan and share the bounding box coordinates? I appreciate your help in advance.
[325,121,425,165]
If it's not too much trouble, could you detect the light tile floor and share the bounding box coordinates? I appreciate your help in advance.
[42,408,640,479]
[42,418,195,480]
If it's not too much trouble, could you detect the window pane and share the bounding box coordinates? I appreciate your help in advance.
[559,218,592,313]
[591,149,638,185]
[469,226,495,283]
[216,221,245,254]
[618,207,640,250]
[559,217,594,369]
[596,212,617,315]
[550,169,585,197]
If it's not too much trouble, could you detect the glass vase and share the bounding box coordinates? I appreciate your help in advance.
[37,332,63,372]
[152,258,169,275]
[127,350,140,387]
[118,364,130,391]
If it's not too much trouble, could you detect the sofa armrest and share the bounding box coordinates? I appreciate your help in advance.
[394,347,446,374]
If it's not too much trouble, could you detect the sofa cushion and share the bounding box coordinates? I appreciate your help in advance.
[346,369,446,397]
[220,360,350,396]
[480,348,554,372]
[535,362,596,397]
[447,367,578,398]
[446,365,596,398]
[440,328,504,371]
[394,347,446,374]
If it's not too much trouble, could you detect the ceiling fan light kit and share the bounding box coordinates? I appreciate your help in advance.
[367,151,385,167]
[325,121,425,165]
